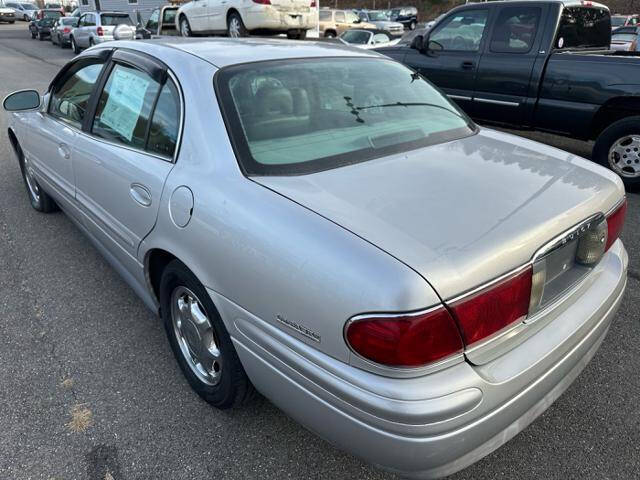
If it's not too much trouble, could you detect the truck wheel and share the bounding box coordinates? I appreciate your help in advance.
[324,30,336,38]
[227,12,247,38]
[409,20,416,30]
[593,116,640,187]
[159,260,256,409]
[287,29,306,40]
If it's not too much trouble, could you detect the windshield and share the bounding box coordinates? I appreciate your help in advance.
[43,10,61,18]
[368,11,389,21]
[345,11,359,23]
[340,30,371,44]
[216,58,475,176]
[611,16,626,26]
[21,3,35,8]
[101,14,133,25]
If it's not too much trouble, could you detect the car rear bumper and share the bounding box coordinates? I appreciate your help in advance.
[215,240,627,479]
[243,6,315,31]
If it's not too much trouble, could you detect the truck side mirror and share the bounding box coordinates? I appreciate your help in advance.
[410,34,424,50]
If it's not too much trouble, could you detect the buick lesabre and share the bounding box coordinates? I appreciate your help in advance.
[3,38,628,478]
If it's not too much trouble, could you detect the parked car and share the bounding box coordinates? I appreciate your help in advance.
[3,36,628,480]
[4,1,36,21]
[176,0,314,39]
[0,2,16,23]
[610,25,638,51]
[610,13,639,30]
[355,10,403,36]
[51,15,77,47]
[137,5,178,38]
[380,0,640,187]
[70,11,135,53]
[28,9,62,39]
[389,6,417,30]
[43,2,64,16]
[319,8,375,38]
[339,28,399,48]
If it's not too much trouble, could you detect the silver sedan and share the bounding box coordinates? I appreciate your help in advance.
[2,39,628,479]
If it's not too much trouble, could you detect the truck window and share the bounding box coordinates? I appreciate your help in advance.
[490,7,541,53]
[429,10,488,52]
[555,6,610,49]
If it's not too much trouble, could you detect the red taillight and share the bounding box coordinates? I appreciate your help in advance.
[63,27,70,33]
[345,307,464,368]
[97,26,104,36]
[449,266,532,346]
[605,199,627,251]
[252,0,271,4]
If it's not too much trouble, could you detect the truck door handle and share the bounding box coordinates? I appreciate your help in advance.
[129,183,152,207]
[57,142,70,159]
[461,61,475,70]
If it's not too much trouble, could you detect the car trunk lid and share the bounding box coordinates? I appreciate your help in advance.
[254,129,624,301]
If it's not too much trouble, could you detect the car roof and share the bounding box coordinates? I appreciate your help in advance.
[112,37,381,68]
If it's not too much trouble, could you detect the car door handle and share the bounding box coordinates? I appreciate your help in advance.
[58,142,70,159]
[461,61,475,70]
[129,183,152,207]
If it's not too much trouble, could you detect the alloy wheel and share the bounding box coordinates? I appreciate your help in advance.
[228,17,241,37]
[180,18,190,37]
[170,286,223,386]
[608,135,640,178]
[22,157,40,204]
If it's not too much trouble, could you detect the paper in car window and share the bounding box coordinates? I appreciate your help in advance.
[100,67,150,142]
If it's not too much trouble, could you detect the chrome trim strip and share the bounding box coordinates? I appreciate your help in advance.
[532,212,605,262]
[605,196,626,217]
[448,94,472,101]
[474,97,520,107]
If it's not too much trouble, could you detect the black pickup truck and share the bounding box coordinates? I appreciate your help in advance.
[378,0,640,187]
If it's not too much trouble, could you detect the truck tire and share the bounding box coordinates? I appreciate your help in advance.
[593,116,640,187]
[409,20,416,30]
[324,30,336,38]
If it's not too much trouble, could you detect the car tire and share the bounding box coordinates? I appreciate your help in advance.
[159,260,256,409]
[179,16,192,37]
[287,29,307,40]
[593,116,640,188]
[89,37,94,47]
[227,12,247,38]
[31,31,36,39]
[15,144,57,213]
[24,14,29,21]
[71,36,80,54]
[409,20,416,30]
[38,32,44,40]
[324,30,336,38]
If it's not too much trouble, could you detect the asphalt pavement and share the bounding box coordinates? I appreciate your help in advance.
[0,22,639,480]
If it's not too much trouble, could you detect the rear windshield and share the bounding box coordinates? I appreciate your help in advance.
[162,9,176,24]
[555,6,611,49]
[216,58,475,176]
[43,10,61,18]
[101,13,132,25]
[612,33,636,42]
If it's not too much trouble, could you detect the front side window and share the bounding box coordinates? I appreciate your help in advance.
[92,63,160,149]
[490,7,541,53]
[162,8,176,25]
[146,8,159,29]
[334,11,345,23]
[217,58,475,175]
[345,11,359,23]
[319,10,331,22]
[49,61,104,128]
[429,9,488,52]
[555,7,610,49]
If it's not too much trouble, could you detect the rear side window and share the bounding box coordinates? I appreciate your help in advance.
[146,80,180,158]
[555,7,610,49]
[335,11,345,23]
[49,61,104,128]
[92,63,160,149]
[490,7,541,53]
[101,13,133,25]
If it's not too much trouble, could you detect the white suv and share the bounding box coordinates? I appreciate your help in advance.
[176,0,316,39]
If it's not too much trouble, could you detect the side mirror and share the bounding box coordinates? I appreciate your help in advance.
[410,34,424,50]
[3,90,40,111]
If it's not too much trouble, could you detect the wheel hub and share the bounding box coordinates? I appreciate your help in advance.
[609,135,640,178]
[229,18,240,37]
[171,287,222,386]
[23,157,40,202]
